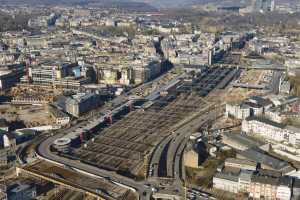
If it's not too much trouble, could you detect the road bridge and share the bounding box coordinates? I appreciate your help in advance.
[232,83,267,90]
[214,64,286,71]
[16,166,108,200]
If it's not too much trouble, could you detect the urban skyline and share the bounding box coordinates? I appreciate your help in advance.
[0,0,300,200]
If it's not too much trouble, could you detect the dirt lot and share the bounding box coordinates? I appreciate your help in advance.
[0,104,53,127]
[223,69,271,103]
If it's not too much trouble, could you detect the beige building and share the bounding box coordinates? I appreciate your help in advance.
[250,175,278,200]
[184,148,199,168]
[213,173,239,193]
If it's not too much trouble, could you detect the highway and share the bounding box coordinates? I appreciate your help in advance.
[150,67,233,196]
[148,109,222,200]
[219,64,286,71]
[167,105,211,177]
[146,66,236,198]
[17,135,47,165]
[174,111,222,182]
[148,103,215,179]
[232,83,266,90]
[170,110,221,193]
[146,105,221,199]
[149,136,173,177]
[270,70,283,94]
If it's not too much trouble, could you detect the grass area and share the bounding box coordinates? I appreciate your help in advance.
[172,66,184,75]
[211,188,236,200]
[185,149,235,188]
[285,118,300,128]
[288,76,300,96]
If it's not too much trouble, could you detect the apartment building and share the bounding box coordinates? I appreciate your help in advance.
[226,96,273,120]
[225,103,251,119]
[49,107,70,126]
[213,169,292,200]
[265,108,284,123]
[242,117,300,146]
[213,173,239,193]
[242,117,288,142]
[6,182,36,200]
[250,175,278,199]
[276,178,293,200]
[29,61,64,84]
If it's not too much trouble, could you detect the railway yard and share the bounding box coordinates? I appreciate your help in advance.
[8,63,247,200]
[0,62,243,200]
[54,67,236,177]
[72,93,207,176]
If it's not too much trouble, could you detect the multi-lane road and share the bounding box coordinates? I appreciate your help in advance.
[148,103,216,179]
[145,102,223,200]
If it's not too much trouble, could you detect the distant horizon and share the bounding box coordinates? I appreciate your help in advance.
[0,0,297,9]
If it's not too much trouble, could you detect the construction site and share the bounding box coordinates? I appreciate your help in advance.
[0,104,54,127]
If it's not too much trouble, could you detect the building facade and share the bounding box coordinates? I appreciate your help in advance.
[242,117,300,146]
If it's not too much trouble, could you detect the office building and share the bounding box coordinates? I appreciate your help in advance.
[65,92,102,117]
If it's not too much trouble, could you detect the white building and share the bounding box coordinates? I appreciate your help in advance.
[285,59,300,69]
[225,96,273,120]
[265,108,284,123]
[286,126,300,146]
[225,103,251,119]
[242,117,288,142]
[242,117,300,146]
[276,177,292,200]
[279,79,291,95]
[3,134,16,150]
[276,185,292,200]
[213,173,239,193]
